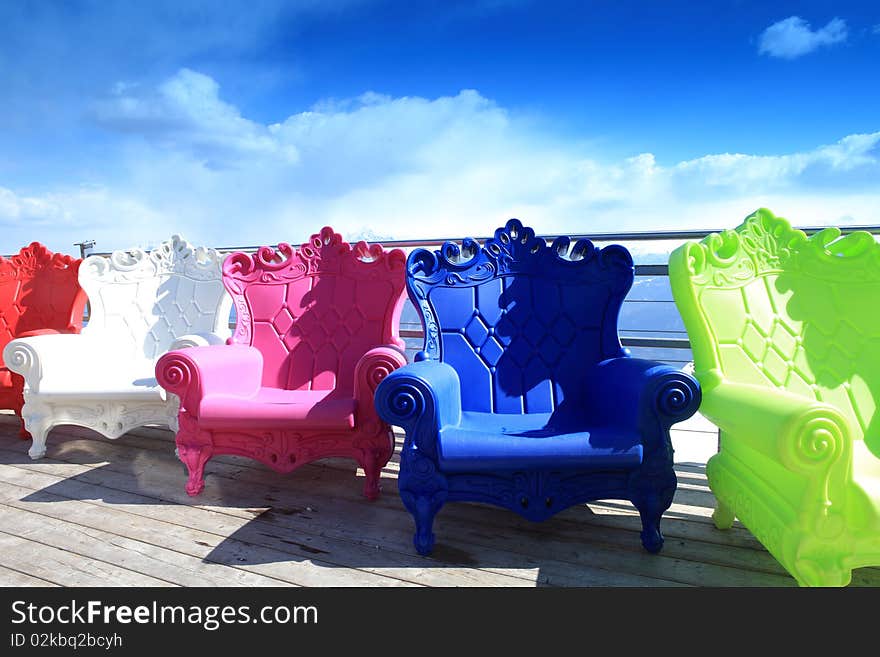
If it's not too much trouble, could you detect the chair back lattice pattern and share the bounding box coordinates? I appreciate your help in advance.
[222,227,406,392]
[406,219,634,414]
[671,208,880,442]
[0,243,85,351]
[79,235,229,361]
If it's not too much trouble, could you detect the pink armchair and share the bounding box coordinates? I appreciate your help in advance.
[156,227,407,499]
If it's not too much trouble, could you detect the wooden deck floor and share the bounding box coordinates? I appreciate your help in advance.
[0,412,877,587]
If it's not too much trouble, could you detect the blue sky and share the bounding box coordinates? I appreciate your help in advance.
[1,0,878,254]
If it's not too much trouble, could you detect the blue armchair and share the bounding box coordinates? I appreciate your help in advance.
[375,219,702,555]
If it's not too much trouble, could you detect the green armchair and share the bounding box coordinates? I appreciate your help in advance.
[669,208,880,586]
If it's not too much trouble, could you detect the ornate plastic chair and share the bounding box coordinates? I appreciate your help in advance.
[669,208,880,586]
[374,219,701,555]
[0,243,86,436]
[155,227,407,499]
[4,235,231,459]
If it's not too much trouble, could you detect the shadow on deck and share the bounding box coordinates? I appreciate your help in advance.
[0,414,877,587]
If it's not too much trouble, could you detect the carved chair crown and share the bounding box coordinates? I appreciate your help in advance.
[79,235,228,361]
[0,242,84,348]
[407,219,634,414]
[676,208,880,439]
[222,227,406,391]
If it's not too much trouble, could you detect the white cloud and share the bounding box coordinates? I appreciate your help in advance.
[672,132,880,189]
[2,72,878,256]
[92,69,297,168]
[758,16,848,59]
[0,185,175,252]
[0,187,66,224]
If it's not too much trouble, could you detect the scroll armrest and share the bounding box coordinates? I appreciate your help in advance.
[155,345,263,415]
[703,382,853,529]
[354,346,408,418]
[701,382,852,475]
[374,360,462,456]
[169,332,229,350]
[3,334,107,393]
[67,287,88,333]
[584,357,702,432]
[16,328,77,338]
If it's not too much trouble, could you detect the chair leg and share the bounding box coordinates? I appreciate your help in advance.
[630,469,675,554]
[361,449,383,501]
[401,491,444,556]
[177,442,212,496]
[27,424,49,460]
[712,500,735,529]
[13,386,30,439]
[413,494,439,556]
[634,498,666,553]
[398,448,448,555]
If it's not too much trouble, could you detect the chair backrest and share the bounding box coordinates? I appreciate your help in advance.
[0,243,86,353]
[79,235,230,362]
[670,208,880,441]
[223,227,407,392]
[407,219,633,414]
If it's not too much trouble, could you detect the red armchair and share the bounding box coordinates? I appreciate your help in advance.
[157,227,407,499]
[0,243,86,436]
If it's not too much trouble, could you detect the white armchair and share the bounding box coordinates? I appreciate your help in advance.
[3,235,231,459]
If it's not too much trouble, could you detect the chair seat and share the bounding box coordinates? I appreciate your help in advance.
[437,411,643,472]
[199,388,356,430]
[0,367,13,389]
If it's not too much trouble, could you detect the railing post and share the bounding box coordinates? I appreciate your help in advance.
[74,240,96,259]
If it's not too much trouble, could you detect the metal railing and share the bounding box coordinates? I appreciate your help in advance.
[67,223,880,367]
[347,225,880,364]
[198,223,880,256]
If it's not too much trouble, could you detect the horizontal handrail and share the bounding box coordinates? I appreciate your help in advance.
[68,224,879,357]
[75,223,880,259]
[399,327,690,351]
[333,224,880,249]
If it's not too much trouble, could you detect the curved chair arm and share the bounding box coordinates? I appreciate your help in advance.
[702,381,853,532]
[155,345,264,416]
[374,360,462,456]
[584,357,702,437]
[3,333,113,393]
[701,382,852,476]
[354,346,408,418]
[16,328,78,338]
[169,332,229,350]
[66,285,88,333]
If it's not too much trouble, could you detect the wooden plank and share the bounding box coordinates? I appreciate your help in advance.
[0,454,552,587]
[0,440,785,586]
[0,428,728,557]
[0,504,266,588]
[0,469,436,586]
[0,469,524,588]
[0,564,59,587]
[68,434,880,586]
[0,442,684,587]
[12,429,735,542]
[0,531,175,587]
[0,496,301,588]
[6,424,877,586]
[0,451,675,587]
